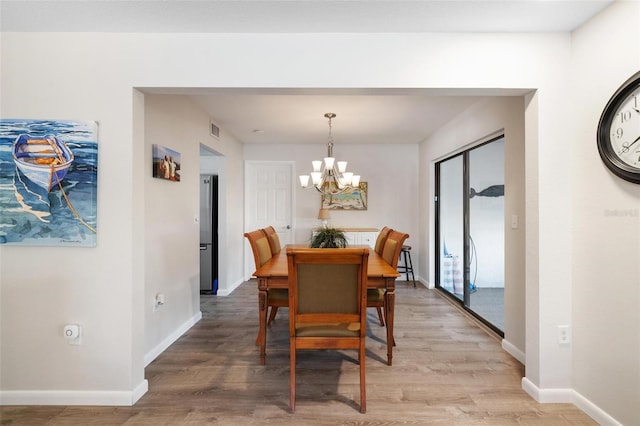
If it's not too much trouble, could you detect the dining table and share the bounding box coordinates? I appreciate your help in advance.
[253,244,401,366]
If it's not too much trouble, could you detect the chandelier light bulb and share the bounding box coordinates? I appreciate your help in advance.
[342,172,353,186]
[299,175,310,187]
[312,160,322,172]
[311,172,322,185]
[351,175,361,186]
[324,157,335,169]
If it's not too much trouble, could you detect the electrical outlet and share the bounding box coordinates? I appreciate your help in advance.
[63,324,82,345]
[558,325,571,345]
[152,293,165,312]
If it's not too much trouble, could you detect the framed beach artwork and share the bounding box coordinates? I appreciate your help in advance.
[321,182,368,210]
[0,119,99,247]
[152,144,181,182]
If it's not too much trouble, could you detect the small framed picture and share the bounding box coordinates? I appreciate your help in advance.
[152,144,181,182]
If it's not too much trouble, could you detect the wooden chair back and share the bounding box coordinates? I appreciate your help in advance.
[286,247,369,413]
[262,226,281,254]
[381,230,410,268]
[244,229,273,271]
[374,226,392,255]
[246,228,287,349]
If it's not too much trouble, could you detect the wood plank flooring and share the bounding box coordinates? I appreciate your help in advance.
[1,280,596,425]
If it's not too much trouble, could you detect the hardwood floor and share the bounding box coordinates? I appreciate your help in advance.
[1,281,596,425]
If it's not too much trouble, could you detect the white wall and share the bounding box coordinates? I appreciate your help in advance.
[142,95,245,363]
[570,2,640,425]
[0,9,638,423]
[243,143,419,251]
[143,95,202,362]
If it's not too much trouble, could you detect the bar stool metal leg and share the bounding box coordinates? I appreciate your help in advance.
[398,245,416,287]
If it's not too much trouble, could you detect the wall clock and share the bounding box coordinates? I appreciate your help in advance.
[597,70,640,184]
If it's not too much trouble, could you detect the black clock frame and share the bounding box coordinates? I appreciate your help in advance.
[596,70,640,184]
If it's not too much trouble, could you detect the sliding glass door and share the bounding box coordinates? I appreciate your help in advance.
[436,136,505,334]
[436,154,465,300]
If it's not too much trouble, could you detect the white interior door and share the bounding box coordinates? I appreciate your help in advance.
[244,161,294,279]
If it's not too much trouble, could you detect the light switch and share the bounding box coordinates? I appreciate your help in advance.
[511,214,519,229]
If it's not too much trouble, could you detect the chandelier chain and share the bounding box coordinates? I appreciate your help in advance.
[325,113,335,151]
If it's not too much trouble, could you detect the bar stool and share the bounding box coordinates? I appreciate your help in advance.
[397,245,416,287]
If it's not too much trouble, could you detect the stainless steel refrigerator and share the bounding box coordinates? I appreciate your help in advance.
[200,175,218,294]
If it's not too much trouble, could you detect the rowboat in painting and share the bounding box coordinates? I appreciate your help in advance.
[13,166,52,221]
[12,134,74,192]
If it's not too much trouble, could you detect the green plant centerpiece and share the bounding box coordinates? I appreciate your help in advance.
[310,227,348,248]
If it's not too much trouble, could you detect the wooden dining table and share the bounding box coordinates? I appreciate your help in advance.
[253,244,400,366]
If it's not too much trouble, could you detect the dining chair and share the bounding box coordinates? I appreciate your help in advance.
[368,226,392,325]
[244,229,288,331]
[262,225,281,255]
[367,230,409,329]
[286,247,369,413]
[373,226,392,256]
[261,226,285,323]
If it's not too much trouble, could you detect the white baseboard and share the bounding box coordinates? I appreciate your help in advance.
[132,379,148,404]
[501,338,525,364]
[522,377,573,403]
[215,277,245,296]
[0,379,148,406]
[0,310,201,407]
[522,377,621,425]
[573,389,622,426]
[421,277,434,289]
[144,310,202,367]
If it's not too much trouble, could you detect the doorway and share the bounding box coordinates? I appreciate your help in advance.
[200,174,218,294]
[244,161,295,279]
[435,135,505,335]
[200,145,228,295]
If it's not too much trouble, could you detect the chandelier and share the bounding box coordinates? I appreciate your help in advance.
[298,112,361,194]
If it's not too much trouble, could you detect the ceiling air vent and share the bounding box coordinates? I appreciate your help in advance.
[210,120,220,139]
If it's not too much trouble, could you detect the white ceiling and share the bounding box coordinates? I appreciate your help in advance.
[1,0,614,146]
[186,89,494,145]
[0,1,613,34]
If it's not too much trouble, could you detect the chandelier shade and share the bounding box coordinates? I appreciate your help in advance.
[299,113,361,194]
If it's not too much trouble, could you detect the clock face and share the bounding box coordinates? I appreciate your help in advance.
[598,71,640,184]
[609,87,640,167]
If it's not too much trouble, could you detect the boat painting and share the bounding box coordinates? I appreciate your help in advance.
[0,119,98,247]
[12,134,74,192]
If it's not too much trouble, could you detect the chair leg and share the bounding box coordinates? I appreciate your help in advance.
[375,306,385,326]
[289,340,296,413]
[267,306,278,325]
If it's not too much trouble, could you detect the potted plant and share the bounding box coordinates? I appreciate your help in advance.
[310,227,348,248]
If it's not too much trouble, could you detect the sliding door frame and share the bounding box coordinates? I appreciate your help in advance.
[435,134,505,337]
